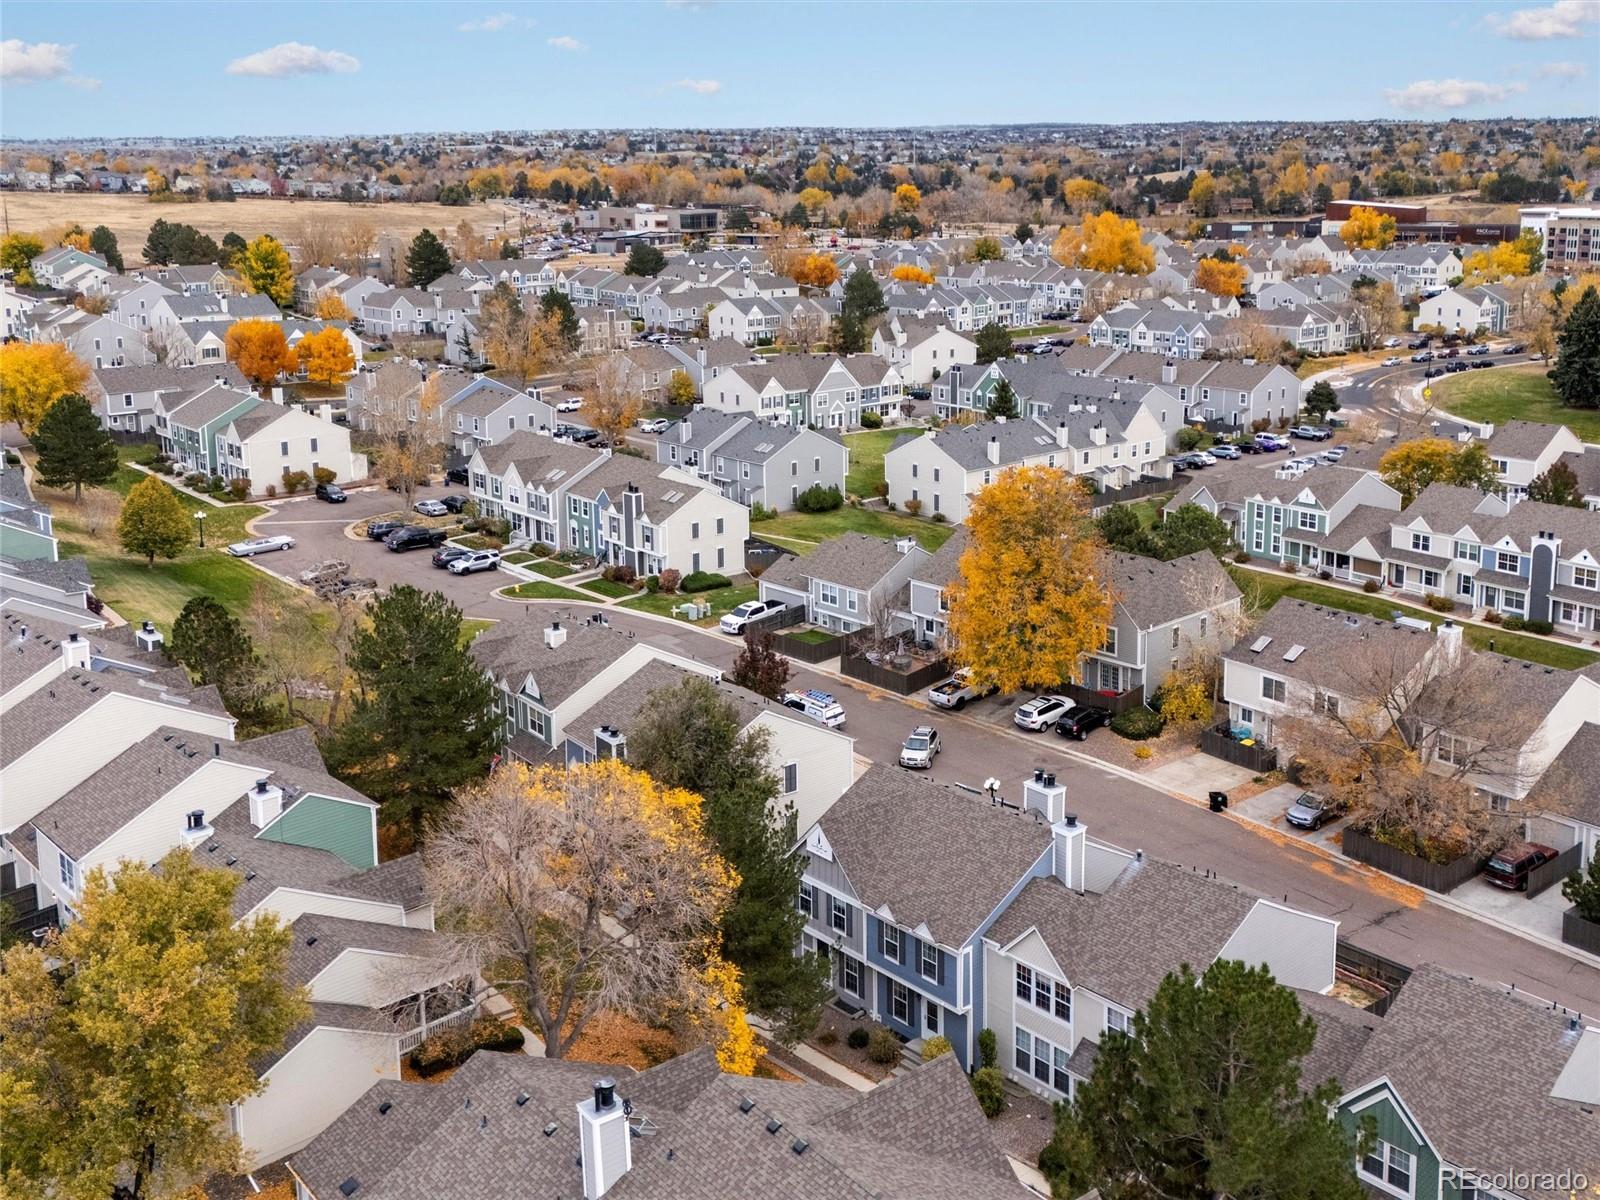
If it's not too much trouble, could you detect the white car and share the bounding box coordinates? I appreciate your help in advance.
[719,599,786,635]
[1319,446,1347,463]
[1190,450,1217,466]
[1382,357,1402,366]
[1382,336,1403,348]
[556,398,584,413]
[1014,695,1071,731]
[225,534,295,557]
[447,549,501,575]
[782,689,847,729]
[637,418,669,434]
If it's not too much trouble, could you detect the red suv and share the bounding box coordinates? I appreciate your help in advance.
[1483,842,1559,891]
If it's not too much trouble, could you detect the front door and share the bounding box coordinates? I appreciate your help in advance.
[923,1000,940,1039]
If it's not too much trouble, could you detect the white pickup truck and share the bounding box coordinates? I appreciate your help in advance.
[928,669,995,710]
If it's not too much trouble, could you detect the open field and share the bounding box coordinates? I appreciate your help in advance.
[755,504,956,551]
[1435,364,1598,443]
[1,193,525,265]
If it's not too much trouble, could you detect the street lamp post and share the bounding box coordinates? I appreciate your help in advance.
[194,510,206,548]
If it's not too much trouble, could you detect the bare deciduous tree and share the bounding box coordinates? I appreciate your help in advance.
[365,367,446,509]
[424,760,735,1059]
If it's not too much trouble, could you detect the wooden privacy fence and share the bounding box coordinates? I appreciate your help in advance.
[1342,826,1483,894]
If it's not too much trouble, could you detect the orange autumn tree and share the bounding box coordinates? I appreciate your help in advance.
[1338,205,1397,251]
[891,264,935,285]
[1051,211,1155,275]
[792,254,840,289]
[945,464,1114,694]
[224,319,297,388]
[1195,256,1247,298]
[312,291,353,323]
[296,327,356,387]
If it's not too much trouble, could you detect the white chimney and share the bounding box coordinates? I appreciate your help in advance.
[1054,812,1086,892]
[1055,419,1069,448]
[1435,618,1463,666]
[1089,422,1107,446]
[985,436,1000,466]
[318,403,332,423]
[545,621,568,650]
[135,620,165,653]
[1161,359,1177,385]
[577,1078,631,1200]
[248,778,285,829]
[271,386,285,404]
[181,808,213,848]
[594,726,627,761]
[894,536,917,555]
[1023,768,1066,824]
[61,630,91,671]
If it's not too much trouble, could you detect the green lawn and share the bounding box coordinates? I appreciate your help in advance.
[620,583,758,624]
[1228,566,1600,672]
[843,428,907,498]
[1124,494,1175,530]
[756,505,955,551]
[459,618,496,646]
[501,551,537,565]
[579,578,637,598]
[787,628,837,644]
[1436,366,1599,442]
[528,560,575,578]
[1009,324,1070,339]
[500,581,591,602]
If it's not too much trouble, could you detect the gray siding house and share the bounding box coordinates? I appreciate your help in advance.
[757,532,930,634]
[655,411,847,512]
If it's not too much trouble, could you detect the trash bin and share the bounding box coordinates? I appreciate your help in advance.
[1208,791,1229,813]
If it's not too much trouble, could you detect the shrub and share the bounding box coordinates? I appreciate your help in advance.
[859,410,884,429]
[1524,619,1554,635]
[1233,550,1251,564]
[904,497,923,516]
[313,465,336,485]
[971,1067,1006,1118]
[931,511,948,523]
[1482,610,1503,624]
[866,1027,902,1065]
[1318,570,1332,581]
[1111,706,1165,740]
[658,568,681,594]
[1281,561,1298,574]
[265,484,277,498]
[86,593,104,615]
[816,1028,838,1047]
[1362,579,1381,593]
[227,477,250,501]
[1501,615,1526,631]
[184,472,208,489]
[921,1035,953,1061]
[408,1017,525,1077]
[795,483,844,513]
[1563,854,1600,923]
[1424,593,1455,612]
[530,542,553,557]
[1175,426,1204,452]
[749,502,775,522]
[681,571,732,593]
[874,480,889,499]
[281,470,310,494]
[846,1027,870,1051]
[644,575,660,593]
[977,1027,997,1070]
[1133,743,1154,760]
[208,474,226,493]
[602,564,638,585]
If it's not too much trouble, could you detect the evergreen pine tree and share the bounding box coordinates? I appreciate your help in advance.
[976,321,1013,365]
[1550,285,1600,409]
[32,394,117,500]
[405,228,452,288]
[88,225,123,273]
[988,377,1019,419]
[169,596,268,722]
[623,243,667,277]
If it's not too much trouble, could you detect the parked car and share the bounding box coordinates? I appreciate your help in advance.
[898,725,941,769]
[1407,338,1430,350]
[1254,433,1289,451]
[1446,361,1469,373]
[1171,458,1191,473]
[1484,842,1560,891]
[1054,705,1111,740]
[432,545,473,569]
[1382,356,1402,366]
[1289,425,1331,441]
[719,599,787,635]
[384,526,447,553]
[1284,791,1343,831]
[556,397,584,413]
[1014,695,1071,731]
[365,519,406,541]
[929,669,996,710]
[445,467,470,485]
[414,499,448,517]
[782,688,846,729]
[1503,343,1527,355]
[225,534,296,557]
[1209,443,1241,460]
[1190,449,1218,465]
[1470,359,1495,369]
[1410,351,1434,362]
[1467,344,1491,356]
[1382,336,1403,348]
[1424,366,1444,378]
[1173,453,1209,470]
[1319,446,1347,463]
[448,549,501,575]
[315,482,347,503]
[1235,439,1263,454]
[637,418,669,434]
[440,494,471,514]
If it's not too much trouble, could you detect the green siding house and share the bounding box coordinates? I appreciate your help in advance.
[258,792,378,870]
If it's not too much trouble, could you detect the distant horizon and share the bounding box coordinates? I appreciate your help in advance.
[2,0,1597,139]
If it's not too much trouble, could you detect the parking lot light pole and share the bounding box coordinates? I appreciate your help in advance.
[194,510,206,548]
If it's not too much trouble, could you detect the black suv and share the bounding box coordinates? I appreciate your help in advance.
[315,482,346,503]
[445,467,470,485]
[1055,705,1112,740]
[366,519,406,541]
[384,526,447,552]
[440,494,471,514]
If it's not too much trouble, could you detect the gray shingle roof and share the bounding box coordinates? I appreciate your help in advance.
[562,659,765,755]
[286,912,450,989]
[472,619,638,710]
[1487,419,1568,462]
[1223,600,1438,687]
[91,362,248,394]
[818,765,1051,947]
[0,665,228,768]
[1108,551,1240,631]
[1525,721,1600,824]
[910,527,969,590]
[773,531,921,592]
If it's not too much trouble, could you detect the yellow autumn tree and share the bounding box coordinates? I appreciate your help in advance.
[797,187,830,218]
[1188,170,1218,216]
[945,464,1114,693]
[893,182,922,213]
[1195,256,1247,297]
[1061,177,1110,214]
[236,235,295,308]
[697,953,763,1075]
[224,319,297,388]
[296,327,356,387]
[1339,205,1397,251]
[1051,211,1155,274]
[1462,232,1542,284]
[891,264,935,285]
[792,254,840,289]
[0,343,90,436]
[312,291,353,323]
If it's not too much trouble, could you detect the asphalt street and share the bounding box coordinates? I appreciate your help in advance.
[246,487,1600,1016]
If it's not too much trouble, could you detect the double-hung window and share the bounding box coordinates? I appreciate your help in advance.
[882,924,901,963]
[919,941,938,981]
[1105,1007,1130,1035]
[1359,1140,1413,1196]
[889,981,910,1024]
[59,854,77,892]
[828,895,847,933]
[798,882,815,918]
[840,955,862,995]
[1261,676,1286,703]
[1016,963,1033,1001]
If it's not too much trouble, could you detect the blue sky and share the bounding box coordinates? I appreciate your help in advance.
[2,0,1596,138]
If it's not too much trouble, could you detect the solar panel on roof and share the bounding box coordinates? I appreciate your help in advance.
[1283,644,1306,662]
[1249,636,1272,653]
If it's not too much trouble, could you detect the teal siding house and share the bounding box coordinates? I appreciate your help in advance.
[155,381,261,476]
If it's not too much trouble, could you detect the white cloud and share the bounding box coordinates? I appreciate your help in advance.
[546,35,586,51]
[1385,78,1527,110]
[1488,0,1599,38]
[459,12,524,32]
[1,38,75,82]
[672,78,722,94]
[226,42,361,78]
[1536,59,1589,78]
